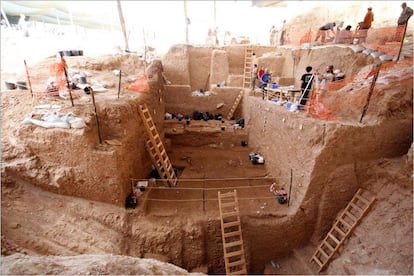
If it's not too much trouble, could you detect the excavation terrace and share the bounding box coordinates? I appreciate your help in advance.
[1,42,413,274]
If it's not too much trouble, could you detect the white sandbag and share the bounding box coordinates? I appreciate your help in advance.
[68,117,86,128]
[22,117,70,129]
[362,48,374,55]
[370,51,383,58]
[22,112,85,129]
[379,54,394,62]
[350,45,365,53]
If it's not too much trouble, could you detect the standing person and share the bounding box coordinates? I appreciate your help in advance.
[315,22,336,43]
[359,7,374,29]
[398,2,413,25]
[260,69,272,99]
[269,26,277,46]
[252,64,258,88]
[257,66,265,82]
[280,20,287,45]
[299,66,314,107]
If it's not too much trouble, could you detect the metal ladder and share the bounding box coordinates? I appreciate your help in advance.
[138,104,177,186]
[243,46,253,89]
[218,190,247,275]
[226,90,244,120]
[310,188,376,272]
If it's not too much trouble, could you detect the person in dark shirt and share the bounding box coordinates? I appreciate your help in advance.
[398,2,413,25]
[315,22,336,42]
[299,66,314,107]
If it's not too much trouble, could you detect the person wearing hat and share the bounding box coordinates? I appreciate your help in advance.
[359,7,374,29]
[398,2,413,25]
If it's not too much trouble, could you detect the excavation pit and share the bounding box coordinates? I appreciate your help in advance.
[1,41,412,275]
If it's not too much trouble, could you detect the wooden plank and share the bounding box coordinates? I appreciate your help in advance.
[355,194,370,206]
[327,233,340,245]
[223,221,240,228]
[318,247,329,259]
[343,210,358,223]
[221,201,236,208]
[225,249,244,258]
[323,240,335,252]
[219,191,236,198]
[228,259,245,268]
[312,256,323,268]
[350,202,364,213]
[338,218,352,229]
[221,211,239,219]
[224,230,241,238]
[225,240,243,249]
[333,226,347,237]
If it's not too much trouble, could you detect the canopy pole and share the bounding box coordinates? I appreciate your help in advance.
[1,8,10,28]
[117,0,129,52]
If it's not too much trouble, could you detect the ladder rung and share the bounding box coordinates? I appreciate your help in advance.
[327,233,340,245]
[221,201,236,208]
[227,259,245,268]
[355,194,370,205]
[225,240,243,249]
[343,211,357,223]
[221,211,239,219]
[333,226,346,237]
[350,202,364,213]
[312,256,323,267]
[338,218,352,229]
[318,247,329,259]
[223,221,239,228]
[220,192,236,198]
[225,249,244,258]
[323,240,334,252]
[224,230,241,238]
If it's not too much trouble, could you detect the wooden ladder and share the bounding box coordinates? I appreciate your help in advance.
[243,46,253,89]
[310,188,376,272]
[138,104,177,187]
[226,90,244,120]
[218,190,247,275]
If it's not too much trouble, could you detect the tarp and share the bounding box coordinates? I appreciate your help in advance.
[1,1,119,30]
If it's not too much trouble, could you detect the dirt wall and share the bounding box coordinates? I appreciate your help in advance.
[1,59,167,207]
[188,47,213,91]
[210,50,229,87]
[162,45,191,85]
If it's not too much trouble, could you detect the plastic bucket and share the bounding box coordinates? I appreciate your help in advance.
[79,76,87,84]
[16,81,27,90]
[5,82,16,90]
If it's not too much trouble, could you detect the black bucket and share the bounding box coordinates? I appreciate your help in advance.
[5,82,16,90]
[16,81,27,90]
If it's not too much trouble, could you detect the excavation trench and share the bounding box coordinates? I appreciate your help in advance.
[1,44,412,274]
